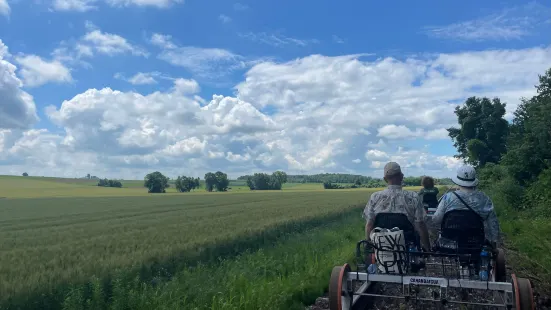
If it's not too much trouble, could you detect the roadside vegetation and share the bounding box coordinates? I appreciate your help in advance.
[447,67,551,297]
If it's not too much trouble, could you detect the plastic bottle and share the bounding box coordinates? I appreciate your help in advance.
[479,246,490,281]
[368,263,378,274]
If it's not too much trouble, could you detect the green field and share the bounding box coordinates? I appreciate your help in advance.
[0,175,379,309]
[0,175,544,310]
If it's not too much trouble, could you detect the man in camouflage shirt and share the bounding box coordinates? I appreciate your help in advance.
[363,162,431,251]
[432,165,501,246]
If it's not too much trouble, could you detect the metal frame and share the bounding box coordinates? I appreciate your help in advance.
[348,238,515,308]
[345,272,514,308]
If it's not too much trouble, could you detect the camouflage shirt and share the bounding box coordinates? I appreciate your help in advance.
[432,189,500,243]
[362,185,426,225]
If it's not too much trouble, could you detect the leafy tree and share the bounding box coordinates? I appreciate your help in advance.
[175,175,198,192]
[502,68,551,184]
[447,96,509,167]
[204,172,216,192]
[22,172,28,177]
[214,171,229,192]
[144,171,170,193]
[245,171,288,190]
[98,178,122,188]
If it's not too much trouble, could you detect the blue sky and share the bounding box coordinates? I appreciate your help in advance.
[0,0,550,179]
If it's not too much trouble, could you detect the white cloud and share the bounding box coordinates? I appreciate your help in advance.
[0,0,10,16]
[238,32,319,47]
[52,0,97,12]
[15,55,73,87]
[2,43,551,179]
[423,3,551,41]
[332,35,345,44]
[219,14,231,23]
[115,72,170,85]
[0,40,39,129]
[365,149,388,161]
[82,29,148,57]
[233,3,248,11]
[105,0,182,8]
[150,33,177,49]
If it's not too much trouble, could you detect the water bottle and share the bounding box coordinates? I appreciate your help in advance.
[368,263,378,274]
[409,243,419,265]
[479,246,490,281]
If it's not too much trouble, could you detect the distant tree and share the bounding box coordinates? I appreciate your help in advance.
[246,171,288,190]
[447,96,509,167]
[98,178,122,188]
[175,175,198,192]
[204,172,216,192]
[144,171,170,193]
[86,173,91,179]
[354,178,361,186]
[246,177,255,190]
[22,172,28,177]
[214,171,229,192]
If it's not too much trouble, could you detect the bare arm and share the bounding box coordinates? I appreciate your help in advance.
[363,195,376,240]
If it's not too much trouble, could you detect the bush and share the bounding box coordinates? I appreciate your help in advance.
[478,163,525,209]
[97,178,122,188]
[525,168,551,217]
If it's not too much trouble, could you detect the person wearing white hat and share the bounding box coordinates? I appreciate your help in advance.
[432,165,501,246]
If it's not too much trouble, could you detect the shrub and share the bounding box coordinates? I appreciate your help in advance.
[478,163,525,209]
[525,168,551,218]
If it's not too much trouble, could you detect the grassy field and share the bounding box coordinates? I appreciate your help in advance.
[1,175,544,309]
[0,175,330,198]
[0,175,377,309]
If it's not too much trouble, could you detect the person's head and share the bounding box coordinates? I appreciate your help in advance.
[383,162,404,185]
[421,176,435,189]
[451,165,479,189]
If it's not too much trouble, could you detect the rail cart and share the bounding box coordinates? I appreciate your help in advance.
[328,212,535,310]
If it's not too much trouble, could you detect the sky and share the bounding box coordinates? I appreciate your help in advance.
[0,0,550,180]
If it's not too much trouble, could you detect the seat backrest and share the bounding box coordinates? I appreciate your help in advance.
[440,209,485,252]
[373,212,419,247]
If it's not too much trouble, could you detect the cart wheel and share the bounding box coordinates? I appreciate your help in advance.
[495,248,507,282]
[512,274,535,310]
[329,264,353,310]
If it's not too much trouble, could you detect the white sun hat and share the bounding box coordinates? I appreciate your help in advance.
[451,165,479,187]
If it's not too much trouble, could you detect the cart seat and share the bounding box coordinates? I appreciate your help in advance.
[373,212,420,248]
[434,209,485,256]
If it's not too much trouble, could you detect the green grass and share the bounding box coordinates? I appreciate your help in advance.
[0,187,374,309]
[61,209,364,310]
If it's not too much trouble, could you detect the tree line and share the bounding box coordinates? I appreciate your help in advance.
[447,67,551,214]
[143,171,230,193]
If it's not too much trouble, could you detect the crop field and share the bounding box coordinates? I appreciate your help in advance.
[0,176,382,309]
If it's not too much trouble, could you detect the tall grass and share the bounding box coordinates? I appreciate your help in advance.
[61,209,364,310]
[0,191,372,309]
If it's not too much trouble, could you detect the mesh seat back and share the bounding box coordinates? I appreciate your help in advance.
[440,210,485,253]
[373,212,419,247]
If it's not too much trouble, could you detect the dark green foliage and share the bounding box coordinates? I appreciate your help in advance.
[502,69,551,185]
[175,176,199,192]
[204,171,229,192]
[97,179,123,188]
[246,171,288,190]
[22,172,28,177]
[447,96,509,167]
[144,171,169,193]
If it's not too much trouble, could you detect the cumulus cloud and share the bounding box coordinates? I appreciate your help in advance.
[2,44,551,179]
[218,14,231,23]
[0,40,39,129]
[0,0,10,16]
[15,55,73,87]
